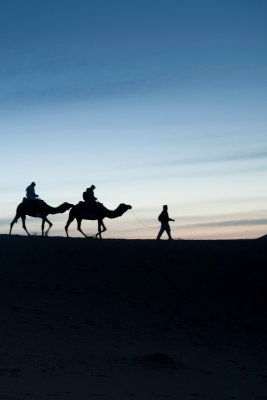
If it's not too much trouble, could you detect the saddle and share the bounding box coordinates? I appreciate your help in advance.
[79,201,103,216]
[23,198,45,217]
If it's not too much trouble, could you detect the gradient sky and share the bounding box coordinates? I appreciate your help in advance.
[1,0,267,238]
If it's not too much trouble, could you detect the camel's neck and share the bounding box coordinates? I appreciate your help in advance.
[104,205,125,219]
[46,204,66,214]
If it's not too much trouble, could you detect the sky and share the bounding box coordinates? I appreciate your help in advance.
[1,0,267,239]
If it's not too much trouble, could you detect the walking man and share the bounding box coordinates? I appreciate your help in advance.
[157,205,175,240]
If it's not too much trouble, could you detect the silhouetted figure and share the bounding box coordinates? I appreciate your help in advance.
[83,185,97,207]
[157,205,175,240]
[26,182,39,200]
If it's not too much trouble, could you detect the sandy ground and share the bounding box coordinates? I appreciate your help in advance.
[0,234,266,399]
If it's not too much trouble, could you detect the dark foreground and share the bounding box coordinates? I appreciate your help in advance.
[0,235,266,399]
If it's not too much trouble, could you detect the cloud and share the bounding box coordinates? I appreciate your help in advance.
[163,148,267,166]
[120,164,267,183]
[182,218,267,229]
[0,61,170,107]
[0,218,12,226]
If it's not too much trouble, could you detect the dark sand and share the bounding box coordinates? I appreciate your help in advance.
[0,235,266,399]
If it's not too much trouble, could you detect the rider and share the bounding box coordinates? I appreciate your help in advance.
[83,185,98,209]
[26,182,39,200]
[25,182,42,216]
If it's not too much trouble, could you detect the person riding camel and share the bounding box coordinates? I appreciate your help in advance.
[24,182,42,216]
[26,182,39,200]
[83,185,98,210]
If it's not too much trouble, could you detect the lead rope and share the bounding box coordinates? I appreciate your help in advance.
[130,209,160,229]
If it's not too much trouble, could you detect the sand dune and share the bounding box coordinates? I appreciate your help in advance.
[0,235,266,399]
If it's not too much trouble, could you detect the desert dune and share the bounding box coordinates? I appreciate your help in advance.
[0,234,266,399]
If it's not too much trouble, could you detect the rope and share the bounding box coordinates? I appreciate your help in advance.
[130,209,160,229]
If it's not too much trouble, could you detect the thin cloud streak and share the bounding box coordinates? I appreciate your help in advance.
[163,148,267,166]
[182,218,267,229]
[0,218,14,226]
[0,64,171,107]
[105,164,267,184]
[185,196,267,206]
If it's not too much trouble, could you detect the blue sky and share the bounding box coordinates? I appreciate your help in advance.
[1,0,267,238]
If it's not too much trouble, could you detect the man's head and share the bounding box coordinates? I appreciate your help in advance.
[90,185,96,190]
[31,182,36,187]
[163,205,168,210]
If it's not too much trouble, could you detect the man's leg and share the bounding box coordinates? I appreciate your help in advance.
[166,224,173,240]
[157,225,164,240]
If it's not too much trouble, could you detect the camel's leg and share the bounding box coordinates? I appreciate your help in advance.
[41,218,45,236]
[42,217,52,236]
[9,214,20,235]
[97,220,102,239]
[21,215,30,236]
[77,218,88,238]
[96,219,107,239]
[65,214,75,237]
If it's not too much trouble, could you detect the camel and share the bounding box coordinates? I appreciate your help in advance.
[9,200,74,236]
[65,202,132,238]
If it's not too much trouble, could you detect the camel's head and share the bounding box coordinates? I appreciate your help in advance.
[118,203,132,214]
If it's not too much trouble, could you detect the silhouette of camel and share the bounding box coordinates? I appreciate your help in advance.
[9,200,74,236]
[65,202,132,238]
